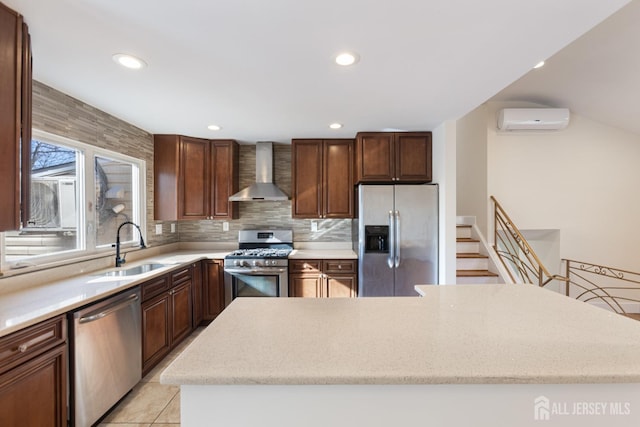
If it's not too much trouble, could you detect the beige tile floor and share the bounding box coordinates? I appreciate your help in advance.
[98,327,204,427]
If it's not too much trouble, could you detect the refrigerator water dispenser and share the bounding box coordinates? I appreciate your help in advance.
[365,225,389,253]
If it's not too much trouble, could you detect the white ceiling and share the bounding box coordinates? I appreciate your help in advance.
[4,0,632,143]
[491,0,640,136]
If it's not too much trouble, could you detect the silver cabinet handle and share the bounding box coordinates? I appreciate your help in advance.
[18,344,28,353]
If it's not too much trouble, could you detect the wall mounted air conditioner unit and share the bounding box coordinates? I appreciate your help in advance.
[29,178,77,229]
[497,108,570,131]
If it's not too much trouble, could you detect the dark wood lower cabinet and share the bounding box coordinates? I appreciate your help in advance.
[171,280,193,344]
[0,345,67,427]
[0,316,67,427]
[289,259,357,298]
[141,266,194,375]
[203,260,225,321]
[141,292,171,373]
[191,261,204,328]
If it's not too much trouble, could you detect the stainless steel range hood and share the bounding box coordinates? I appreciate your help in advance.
[229,142,289,201]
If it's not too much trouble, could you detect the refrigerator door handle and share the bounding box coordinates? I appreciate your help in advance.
[388,210,395,269]
[395,210,401,267]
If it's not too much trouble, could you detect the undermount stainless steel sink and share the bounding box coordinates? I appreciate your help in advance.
[100,263,169,277]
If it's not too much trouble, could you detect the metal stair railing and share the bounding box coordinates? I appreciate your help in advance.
[490,196,568,287]
[563,259,640,316]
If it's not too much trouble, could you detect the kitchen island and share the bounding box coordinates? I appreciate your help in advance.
[161,284,640,426]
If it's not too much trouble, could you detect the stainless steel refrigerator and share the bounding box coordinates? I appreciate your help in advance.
[356,184,438,296]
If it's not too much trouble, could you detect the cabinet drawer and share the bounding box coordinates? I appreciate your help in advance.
[0,315,66,374]
[323,260,356,274]
[289,260,321,273]
[171,267,192,286]
[141,275,171,301]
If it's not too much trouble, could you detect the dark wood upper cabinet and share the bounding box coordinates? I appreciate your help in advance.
[355,132,432,183]
[179,136,210,219]
[0,3,31,231]
[154,135,238,220]
[210,141,239,219]
[291,139,354,219]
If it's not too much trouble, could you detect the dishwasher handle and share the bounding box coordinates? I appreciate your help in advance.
[79,293,140,324]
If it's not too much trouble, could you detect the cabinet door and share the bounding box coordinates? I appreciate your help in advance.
[179,136,210,219]
[142,294,171,374]
[326,275,358,298]
[289,274,323,298]
[153,135,180,220]
[292,139,323,218]
[203,260,225,321]
[191,262,204,328]
[20,21,32,228]
[355,133,395,183]
[0,345,67,427]
[210,140,239,219]
[323,139,354,218]
[0,4,25,231]
[395,132,432,182]
[171,281,193,346]
[324,260,357,298]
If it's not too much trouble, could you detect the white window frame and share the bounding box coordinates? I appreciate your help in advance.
[0,129,147,272]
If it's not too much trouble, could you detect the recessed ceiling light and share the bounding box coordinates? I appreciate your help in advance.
[335,52,359,66]
[329,123,343,129]
[112,53,147,70]
[207,124,222,131]
[533,61,545,69]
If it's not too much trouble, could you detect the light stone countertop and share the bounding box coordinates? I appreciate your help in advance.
[0,243,356,338]
[161,284,640,385]
[0,249,232,338]
[288,249,357,259]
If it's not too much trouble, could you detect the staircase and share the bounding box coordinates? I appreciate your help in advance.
[456,225,500,284]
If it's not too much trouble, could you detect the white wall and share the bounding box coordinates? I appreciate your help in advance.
[486,101,640,272]
[456,104,489,238]
[432,120,457,284]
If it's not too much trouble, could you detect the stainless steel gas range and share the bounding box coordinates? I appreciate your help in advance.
[223,229,293,305]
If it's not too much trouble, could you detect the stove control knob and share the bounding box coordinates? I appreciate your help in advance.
[252,260,259,267]
[234,260,240,267]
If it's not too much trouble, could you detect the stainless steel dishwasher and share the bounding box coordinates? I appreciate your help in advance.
[69,287,141,427]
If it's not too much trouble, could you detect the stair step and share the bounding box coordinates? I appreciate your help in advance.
[456,275,502,285]
[456,241,480,254]
[457,269,499,277]
[457,253,487,259]
[457,257,489,270]
[456,225,472,239]
[456,237,478,242]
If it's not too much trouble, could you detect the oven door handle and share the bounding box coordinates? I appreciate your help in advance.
[224,267,287,274]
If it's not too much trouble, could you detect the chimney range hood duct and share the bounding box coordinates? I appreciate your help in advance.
[229,142,289,201]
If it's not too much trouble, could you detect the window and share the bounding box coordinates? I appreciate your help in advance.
[1,130,146,270]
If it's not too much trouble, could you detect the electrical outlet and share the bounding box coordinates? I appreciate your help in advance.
[311,221,318,232]
[155,224,162,235]
[170,223,176,233]
[223,221,229,231]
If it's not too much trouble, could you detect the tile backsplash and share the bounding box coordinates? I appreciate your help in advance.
[33,82,352,246]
